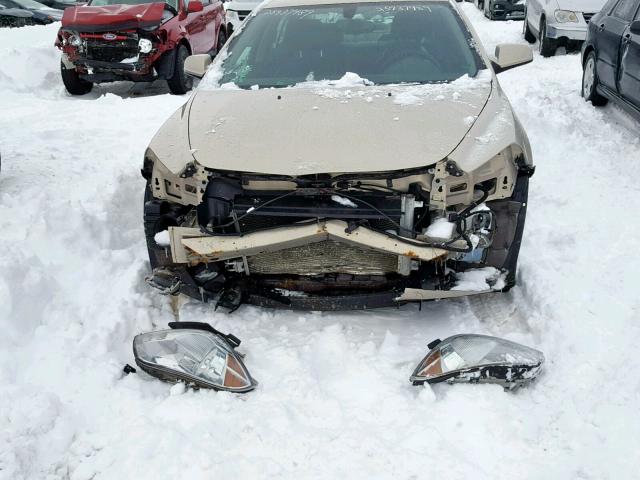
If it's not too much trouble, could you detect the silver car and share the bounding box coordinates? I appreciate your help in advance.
[142,0,535,311]
[523,0,609,56]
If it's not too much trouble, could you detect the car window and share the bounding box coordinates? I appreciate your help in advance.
[612,0,638,20]
[215,2,483,88]
[601,0,620,14]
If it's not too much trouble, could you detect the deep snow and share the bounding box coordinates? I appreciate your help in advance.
[1,5,640,479]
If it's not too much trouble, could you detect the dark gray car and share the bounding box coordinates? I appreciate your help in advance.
[581,0,640,117]
[0,0,62,23]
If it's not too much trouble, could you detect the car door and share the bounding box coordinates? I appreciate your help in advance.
[200,0,223,53]
[618,2,640,106]
[183,0,207,53]
[596,0,637,89]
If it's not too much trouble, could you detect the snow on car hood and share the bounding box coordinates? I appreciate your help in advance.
[61,2,166,31]
[187,72,493,176]
[555,0,608,12]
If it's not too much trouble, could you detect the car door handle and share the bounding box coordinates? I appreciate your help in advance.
[597,23,605,31]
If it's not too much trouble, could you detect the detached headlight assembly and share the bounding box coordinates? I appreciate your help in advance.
[133,322,257,393]
[138,38,153,54]
[554,9,579,23]
[410,334,544,389]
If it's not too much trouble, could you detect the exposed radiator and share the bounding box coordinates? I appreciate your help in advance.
[246,240,399,275]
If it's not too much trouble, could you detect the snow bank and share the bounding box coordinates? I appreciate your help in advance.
[0,24,61,96]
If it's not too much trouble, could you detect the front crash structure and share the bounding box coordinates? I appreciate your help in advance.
[143,158,532,311]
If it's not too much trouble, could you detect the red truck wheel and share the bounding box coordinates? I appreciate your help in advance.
[61,61,93,95]
[167,45,192,95]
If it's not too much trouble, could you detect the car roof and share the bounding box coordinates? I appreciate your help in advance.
[262,0,450,9]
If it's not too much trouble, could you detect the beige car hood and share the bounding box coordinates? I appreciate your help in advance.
[188,78,493,175]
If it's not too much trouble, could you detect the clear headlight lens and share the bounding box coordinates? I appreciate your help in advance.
[410,334,544,389]
[68,34,82,47]
[133,327,257,392]
[138,38,153,54]
[554,9,579,23]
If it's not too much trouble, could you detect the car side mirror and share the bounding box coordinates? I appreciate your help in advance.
[184,54,212,79]
[630,20,640,35]
[187,0,203,13]
[490,44,533,74]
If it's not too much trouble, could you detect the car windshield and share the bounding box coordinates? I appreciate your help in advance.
[216,2,483,88]
[89,0,178,11]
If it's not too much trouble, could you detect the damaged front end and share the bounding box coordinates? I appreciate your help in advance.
[142,148,533,311]
[56,3,175,83]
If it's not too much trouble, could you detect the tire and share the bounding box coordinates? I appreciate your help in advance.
[523,12,536,43]
[215,27,227,56]
[538,19,557,57]
[475,0,484,10]
[60,61,93,95]
[582,51,608,106]
[166,44,193,95]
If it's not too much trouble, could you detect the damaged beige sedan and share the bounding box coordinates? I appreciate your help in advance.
[142,0,535,310]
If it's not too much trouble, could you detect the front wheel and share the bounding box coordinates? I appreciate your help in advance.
[167,44,193,95]
[538,20,557,57]
[61,61,93,95]
[582,51,608,106]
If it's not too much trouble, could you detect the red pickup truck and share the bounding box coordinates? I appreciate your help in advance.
[55,0,226,95]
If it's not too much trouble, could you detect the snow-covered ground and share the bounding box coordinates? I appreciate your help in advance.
[1,5,639,479]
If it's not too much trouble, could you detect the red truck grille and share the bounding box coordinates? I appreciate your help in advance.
[81,32,139,63]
